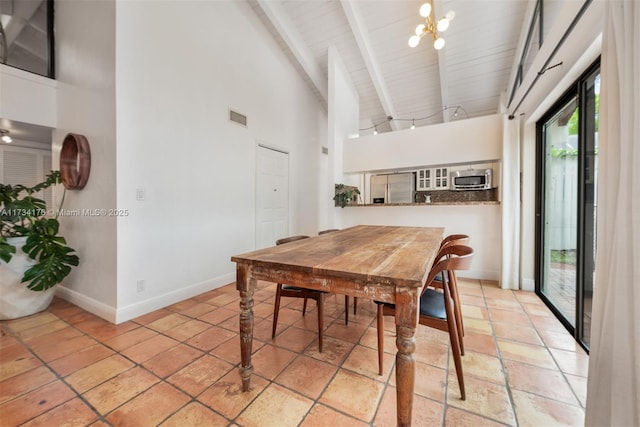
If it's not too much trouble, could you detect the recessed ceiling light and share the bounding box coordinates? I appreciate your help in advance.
[0,129,12,143]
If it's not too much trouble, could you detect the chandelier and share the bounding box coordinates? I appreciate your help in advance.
[408,2,455,50]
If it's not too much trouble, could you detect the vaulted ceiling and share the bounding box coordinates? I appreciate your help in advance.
[249,0,531,134]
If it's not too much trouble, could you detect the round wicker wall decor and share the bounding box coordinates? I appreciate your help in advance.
[60,133,91,190]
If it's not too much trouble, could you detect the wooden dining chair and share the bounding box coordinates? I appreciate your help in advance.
[271,234,348,353]
[432,234,470,354]
[375,245,474,400]
[318,228,358,322]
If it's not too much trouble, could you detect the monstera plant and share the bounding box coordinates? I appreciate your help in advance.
[0,171,79,293]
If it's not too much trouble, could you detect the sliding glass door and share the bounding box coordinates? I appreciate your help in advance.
[536,61,599,351]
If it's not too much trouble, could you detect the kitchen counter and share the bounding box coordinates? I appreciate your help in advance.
[348,200,500,207]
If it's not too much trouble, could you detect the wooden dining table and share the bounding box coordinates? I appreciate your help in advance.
[231,224,444,427]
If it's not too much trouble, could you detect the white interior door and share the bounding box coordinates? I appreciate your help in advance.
[256,145,289,249]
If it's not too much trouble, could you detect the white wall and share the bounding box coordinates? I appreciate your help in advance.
[344,114,502,174]
[340,205,501,281]
[52,0,118,319]
[0,64,57,127]
[327,46,360,229]
[114,1,325,322]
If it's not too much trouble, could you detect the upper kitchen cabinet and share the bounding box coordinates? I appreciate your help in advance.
[343,115,502,174]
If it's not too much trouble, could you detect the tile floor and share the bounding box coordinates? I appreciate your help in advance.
[0,279,588,426]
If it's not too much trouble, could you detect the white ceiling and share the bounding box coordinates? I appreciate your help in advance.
[249,0,531,134]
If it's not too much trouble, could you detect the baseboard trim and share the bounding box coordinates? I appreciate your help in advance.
[521,277,535,291]
[115,272,235,324]
[55,286,118,323]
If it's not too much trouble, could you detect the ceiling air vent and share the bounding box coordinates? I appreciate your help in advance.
[229,109,247,127]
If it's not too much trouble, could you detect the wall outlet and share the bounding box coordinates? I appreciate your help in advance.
[136,280,146,293]
[136,188,145,201]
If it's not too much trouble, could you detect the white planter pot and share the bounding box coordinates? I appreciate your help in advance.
[0,237,56,320]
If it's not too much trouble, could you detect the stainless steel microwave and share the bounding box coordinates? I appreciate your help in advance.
[451,169,492,190]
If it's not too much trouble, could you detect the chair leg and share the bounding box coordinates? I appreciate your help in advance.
[272,284,283,338]
[345,296,349,325]
[317,294,325,352]
[302,297,308,315]
[446,301,465,400]
[450,272,465,355]
[377,304,384,375]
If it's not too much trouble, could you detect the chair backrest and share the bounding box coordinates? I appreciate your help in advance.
[318,229,340,235]
[276,235,310,246]
[434,234,470,263]
[425,245,474,289]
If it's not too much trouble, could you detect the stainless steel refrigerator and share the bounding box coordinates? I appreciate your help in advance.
[370,173,415,203]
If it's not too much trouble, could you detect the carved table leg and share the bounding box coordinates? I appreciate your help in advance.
[236,263,255,392]
[395,288,419,427]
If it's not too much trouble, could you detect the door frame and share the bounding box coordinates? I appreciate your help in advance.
[534,58,600,352]
[255,143,290,250]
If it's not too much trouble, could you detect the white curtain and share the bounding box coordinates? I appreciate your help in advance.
[500,114,521,290]
[585,1,640,425]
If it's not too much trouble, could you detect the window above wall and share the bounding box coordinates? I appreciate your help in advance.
[0,0,54,78]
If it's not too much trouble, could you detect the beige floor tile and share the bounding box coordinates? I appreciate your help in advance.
[389,361,447,402]
[2,312,59,333]
[185,325,236,352]
[511,389,585,427]
[31,334,98,363]
[461,304,489,320]
[342,344,393,381]
[213,334,265,366]
[304,335,355,366]
[106,382,190,427]
[0,344,42,381]
[488,308,531,326]
[142,344,203,378]
[251,344,297,380]
[132,308,173,325]
[374,386,444,427]
[503,360,578,405]
[460,293,487,307]
[177,302,218,318]
[102,326,158,352]
[147,313,191,333]
[0,365,56,405]
[485,297,523,312]
[444,406,508,427]
[549,347,589,377]
[197,370,269,419]
[120,334,179,364]
[462,331,498,356]
[65,354,134,393]
[236,383,313,427]
[446,374,516,425]
[497,339,557,370]
[198,306,237,325]
[167,354,234,397]
[22,325,82,349]
[48,344,114,377]
[565,373,587,407]
[272,326,317,352]
[414,340,449,369]
[319,369,384,423]
[324,319,369,344]
[538,329,584,352]
[0,380,76,426]
[16,319,68,341]
[160,402,228,427]
[274,355,338,399]
[492,322,543,346]
[464,317,493,335]
[513,291,544,305]
[456,350,505,385]
[20,397,98,427]
[82,367,159,414]
[163,319,211,341]
[300,403,368,427]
